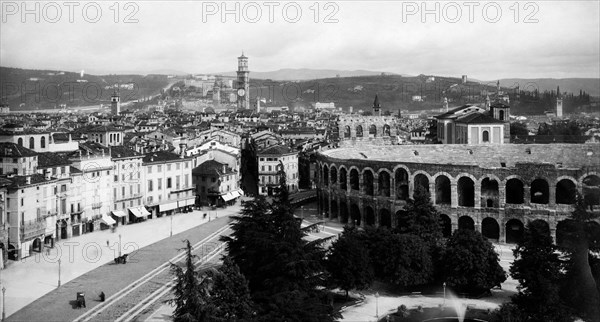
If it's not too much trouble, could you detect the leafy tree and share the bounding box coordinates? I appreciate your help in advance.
[510,122,529,137]
[168,240,214,322]
[397,185,443,245]
[558,194,600,321]
[442,229,506,294]
[326,227,374,297]
[510,220,572,321]
[206,256,255,321]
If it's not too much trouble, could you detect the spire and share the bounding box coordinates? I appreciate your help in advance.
[373,94,380,109]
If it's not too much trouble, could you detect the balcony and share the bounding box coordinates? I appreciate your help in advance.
[91,202,102,209]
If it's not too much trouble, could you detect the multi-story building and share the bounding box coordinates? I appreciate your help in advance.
[257,145,299,196]
[0,178,10,267]
[143,151,195,217]
[84,125,125,147]
[110,146,145,225]
[192,160,240,206]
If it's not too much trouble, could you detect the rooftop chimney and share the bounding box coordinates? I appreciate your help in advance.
[26,176,31,185]
[45,170,51,180]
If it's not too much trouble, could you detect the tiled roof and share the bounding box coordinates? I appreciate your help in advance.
[258,144,295,155]
[0,142,37,157]
[456,113,504,124]
[142,151,185,163]
[192,160,231,176]
[110,145,142,159]
[37,152,72,168]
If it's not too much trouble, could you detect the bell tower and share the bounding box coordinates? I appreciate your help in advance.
[237,52,250,110]
[111,88,120,115]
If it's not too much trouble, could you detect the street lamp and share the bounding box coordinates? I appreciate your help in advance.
[58,259,61,287]
[375,292,380,320]
[2,286,5,321]
[170,215,173,237]
[443,282,447,307]
[119,234,122,257]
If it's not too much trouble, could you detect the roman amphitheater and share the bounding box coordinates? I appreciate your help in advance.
[316,120,600,243]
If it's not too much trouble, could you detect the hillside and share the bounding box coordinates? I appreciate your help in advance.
[497,78,600,97]
[218,68,401,81]
[0,67,170,111]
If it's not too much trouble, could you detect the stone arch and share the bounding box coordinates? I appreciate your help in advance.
[350,204,361,226]
[394,167,410,200]
[32,237,42,253]
[383,124,391,136]
[379,208,391,228]
[440,214,452,237]
[344,126,351,138]
[457,176,475,207]
[369,124,377,137]
[322,165,329,187]
[340,202,349,224]
[17,137,23,146]
[481,177,499,208]
[330,165,338,186]
[530,178,549,204]
[582,174,600,208]
[413,172,430,196]
[365,206,375,226]
[339,167,348,190]
[363,169,374,196]
[349,168,360,191]
[498,110,505,121]
[29,137,35,149]
[505,218,524,244]
[556,177,577,204]
[356,125,363,137]
[530,219,551,237]
[458,215,475,230]
[482,217,500,240]
[434,174,451,205]
[41,136,46,148]
[378,170,391,197]
[482,130,490,142]
[505,177,524,204]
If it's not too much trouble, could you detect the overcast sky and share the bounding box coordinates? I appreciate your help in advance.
[1,1,599,79]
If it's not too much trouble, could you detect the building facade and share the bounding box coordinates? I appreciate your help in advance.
[257,145,299,196]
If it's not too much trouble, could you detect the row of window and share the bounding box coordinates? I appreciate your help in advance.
[147,175,189,192]
[114,184,141,198]
[17,136,46,149]
[147,162,188,173]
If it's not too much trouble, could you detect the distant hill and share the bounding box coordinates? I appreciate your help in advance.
[495,78,600,97]
[217,68,403,81]
[0,67,170,111]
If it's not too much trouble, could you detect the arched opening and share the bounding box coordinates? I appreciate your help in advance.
[32,238,42,253]
[482,217,500,240]
[29,137,35,149]
[378,171,391,197]
[340,202,349,224]
[364,170,374,196]
[17,137,23,146]
[458,216,475,230]
[505,219,524,244]
[498,110,505,121]
[356,125,363,138]
[481,178,499,208]
[322,195,329,216]
[330,166,337,186]
[414,173,430,197]
[531,178,549,204]
[330,200,338,219]
[350,169,359,191]
[322,165,329,187]
[583,175,600,209]
[369,124,377,137]
[435,175,451,205]
[396,210,408,230]
[506,178,524,204]
[379,209,391,228]
[383,124,391,136]
[344,126,351,138]
[395,168,409,200]
[440,214,452,237]
[365,206,375,226]
[556,179,576,204]
[41,136,46,148]
[482,130,489,143]
[8,244,17,261]
[350,204,361,226]
[458,177,475,207]
[339,168,348,190]
[530,219,550,238]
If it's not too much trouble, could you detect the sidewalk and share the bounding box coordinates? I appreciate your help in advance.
[1,201,242,318]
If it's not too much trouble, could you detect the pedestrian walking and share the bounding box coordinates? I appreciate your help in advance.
[45,247,50,256]
[107,240,109,248]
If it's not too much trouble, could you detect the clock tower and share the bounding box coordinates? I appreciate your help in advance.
[237,52,250,110]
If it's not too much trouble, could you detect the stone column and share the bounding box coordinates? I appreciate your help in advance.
[474,183,482,209]
[429,181,436,204]
[549,184,556,207]
[373,174,379,197]
[498,185,506,208]
[390,176,396,200]
[451,183,458,208]
[524,185,531,206]
[359,199,365,228]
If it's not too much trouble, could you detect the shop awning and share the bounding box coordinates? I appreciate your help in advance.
[159,201,179,212]
[236,189,244,196]
[111,210,127,217]
[139,206,151,216]
[230,191,241,198]
[100,215,116,226]
[128,207,144,218]
[184,198,196,206]
[221,193,235,202]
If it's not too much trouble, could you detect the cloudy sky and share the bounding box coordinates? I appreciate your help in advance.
[1,1,599,79]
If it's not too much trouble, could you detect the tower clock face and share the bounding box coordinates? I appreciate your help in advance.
[237,89,246,97]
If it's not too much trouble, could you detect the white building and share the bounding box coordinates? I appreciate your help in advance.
[257,145,299,196]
